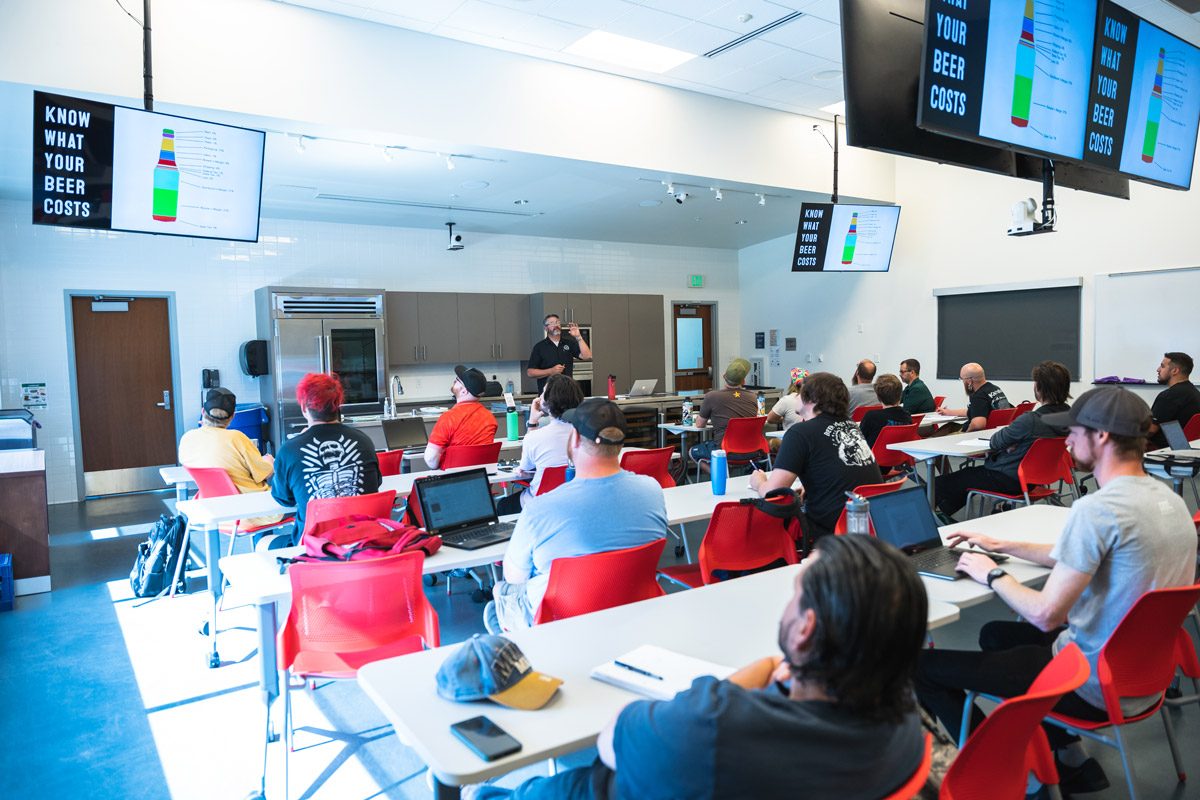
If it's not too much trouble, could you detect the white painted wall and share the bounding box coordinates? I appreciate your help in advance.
[0,199,739,503]
[737,155,1200,406]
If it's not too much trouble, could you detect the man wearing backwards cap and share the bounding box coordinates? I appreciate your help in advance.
[484,398,667,634]
[690,357,759,469]
[424,364,499,469]
[916,387,1196,796]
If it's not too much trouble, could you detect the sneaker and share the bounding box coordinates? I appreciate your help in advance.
[1055,756,1110,794]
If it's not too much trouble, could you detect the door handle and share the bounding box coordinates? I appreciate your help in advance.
[421,345,427,361]
[156,390,172,410]
[315,336,325,372]
[491,343,496,359]
[413,345,418,361]
[498,343,502,359]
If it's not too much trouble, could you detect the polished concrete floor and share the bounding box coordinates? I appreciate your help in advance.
[1,487,1198,799]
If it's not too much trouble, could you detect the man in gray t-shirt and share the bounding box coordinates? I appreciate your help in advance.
[915,387,1196,795]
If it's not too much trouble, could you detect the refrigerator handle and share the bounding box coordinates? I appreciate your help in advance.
[314,336,325,372]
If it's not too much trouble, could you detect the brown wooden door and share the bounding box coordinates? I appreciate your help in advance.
[72,296,177,485]
[673,303,714,392]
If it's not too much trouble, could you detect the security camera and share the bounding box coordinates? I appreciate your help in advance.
[445,222,464,251]
[673,192,689,204]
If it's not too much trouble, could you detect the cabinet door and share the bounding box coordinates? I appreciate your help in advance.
[417,292,461,363]
[628,294,666,388]
[566,293,592,325]
[385,291,421,365]
[590,294,629,390]
[457,293,497,363]
[493,293,529,362]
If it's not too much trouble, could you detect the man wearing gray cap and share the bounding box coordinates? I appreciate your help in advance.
[915,387,1196,795]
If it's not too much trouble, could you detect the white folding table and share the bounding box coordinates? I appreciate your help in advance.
[887,427,1005,507]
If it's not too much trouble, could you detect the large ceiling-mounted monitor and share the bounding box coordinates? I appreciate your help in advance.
[792,203,901,273]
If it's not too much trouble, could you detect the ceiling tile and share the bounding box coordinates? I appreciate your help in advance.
[480,0,560,13]
[797,0,839,24]
[756,13,835,47]
[797,30,843,62]
[656,21,740,54]
[699,37,790,71]
[540,0,635,29]
[603,4,692,40]
[703,67,780,93]
[663,55,740,82]
[367,0,469,24]
[441,0,533,37]
[633,0,730,18]
[750,78,812,103]
[753,46,835,79]
[510,14,590,50]
[355,8,438,31]
[699,0,799,32]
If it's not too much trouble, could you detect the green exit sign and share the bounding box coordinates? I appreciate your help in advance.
[688,274,704,288]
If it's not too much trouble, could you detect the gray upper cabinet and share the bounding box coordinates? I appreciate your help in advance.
[493,293,529,362]
[565,293,591,325]
[417,292,460,364]
[457,293,497,363]
[385,292,421,365]
[388,291,531,366]
[590,294,630,389]
[628,294,666,388]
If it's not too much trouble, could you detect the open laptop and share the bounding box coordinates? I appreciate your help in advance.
[627,378,658,397]
[1158,419,1200,458]
[867,485,1007,581]
[382,417,429,451]
[414,468,516,550]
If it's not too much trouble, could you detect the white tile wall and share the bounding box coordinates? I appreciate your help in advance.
[0,199,740,502]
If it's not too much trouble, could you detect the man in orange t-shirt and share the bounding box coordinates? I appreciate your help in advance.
[424,364,499,468]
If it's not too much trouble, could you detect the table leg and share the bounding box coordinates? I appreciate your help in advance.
[433,777,462,800]
[205,527,223,669]
[925,458,937,509]
[175,483,188,503]
[258,600,280,739]
[678,432,690,485]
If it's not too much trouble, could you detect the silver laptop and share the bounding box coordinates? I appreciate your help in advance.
[382,417,429,451]
[1159,420,1200,458]
[868,485,1006,581]
[627,378,658,397]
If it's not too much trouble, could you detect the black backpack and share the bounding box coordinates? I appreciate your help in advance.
[130,513,189,597]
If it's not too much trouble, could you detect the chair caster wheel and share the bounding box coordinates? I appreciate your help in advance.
[208,652,221,669]
[424,574,439,587]
[675,546,685,558]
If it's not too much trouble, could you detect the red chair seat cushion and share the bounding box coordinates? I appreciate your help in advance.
[657,564,704,589]
[290,633,428,679]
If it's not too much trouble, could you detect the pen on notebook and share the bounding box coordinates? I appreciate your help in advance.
[613,660,664,681]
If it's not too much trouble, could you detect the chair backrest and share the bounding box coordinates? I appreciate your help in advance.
[441,441,503,469]
[532,539,667,624]
[883,733,933,800]
[985,407,1018,428]
[933,395,947,408]
[720,416,770,458]
[910,413,925,427]
[1184,412,1200,441]
[535,464,569,496]
[834,480,907,535]
[303,490,398,537]
[941,644,1090,800]
[620,446,676,489]
[1012,401,1036,420]
[851,404,883,423]
[872,423,920,469]
[697,501,799,584]
[278,551,439,671]
[1015,438,1073,492]
[1096,583,1200,724]
[377,449,404,477]
[185,466,240,499]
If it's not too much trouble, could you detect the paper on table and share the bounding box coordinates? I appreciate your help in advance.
[956,438,994,449]
[590,644,736,701]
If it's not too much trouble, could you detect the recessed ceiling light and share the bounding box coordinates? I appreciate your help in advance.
[565,30,695,73]
[813,69,843,81]
[639,199,662,207]
[459,180,490,190]
[735,219,748,225]
[820,100,846,115]
[513,199,529,205]
[693,216,703,222]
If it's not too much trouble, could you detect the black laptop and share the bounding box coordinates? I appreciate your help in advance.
[868,485,1006,581]
[382,417,429,451]
[1159,420,1200,458]
[414,468,516,550]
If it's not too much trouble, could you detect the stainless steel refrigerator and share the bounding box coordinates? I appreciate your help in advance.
[255,287,387,449]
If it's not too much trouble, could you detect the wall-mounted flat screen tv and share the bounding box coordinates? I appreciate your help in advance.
[792,203,901,273]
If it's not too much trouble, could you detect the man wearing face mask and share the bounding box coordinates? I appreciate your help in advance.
[938,362,1010,433]
[423,364,498,470]
[484,398,666,633]
[527,314,593,393]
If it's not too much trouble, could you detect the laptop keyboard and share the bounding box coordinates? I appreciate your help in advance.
[910,548,963,572]
[441,521,517,546]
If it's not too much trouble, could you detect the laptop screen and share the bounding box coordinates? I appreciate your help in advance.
[866,486,945,553]
[1161,420,1191,451]
[382,417,429,450]
[415,468,497,533]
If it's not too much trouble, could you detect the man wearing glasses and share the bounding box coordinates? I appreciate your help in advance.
[526,314,593,392]
[898,358,936,414]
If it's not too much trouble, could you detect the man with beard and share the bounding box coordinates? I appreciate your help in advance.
[1149,352,1200,449]
[937,362,1010,433]
[915,387,1196,796]
[484,399,666,633]
[526,313,593,393]
[469,535,928,800]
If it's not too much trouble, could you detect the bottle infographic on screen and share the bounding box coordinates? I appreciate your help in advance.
[1011,0,1036,127]
[152,129,179,222]
[1141,47,1164,163]
[841,213,859,264]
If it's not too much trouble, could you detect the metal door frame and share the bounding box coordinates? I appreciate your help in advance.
[669,300,719,393]
[64,289,185,499]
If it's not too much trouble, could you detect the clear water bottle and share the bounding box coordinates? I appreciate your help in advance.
[756,391,766,416]
[711,449,727,495]
[844,492,870,535]
[505,379,514,394]
[383,397,393,418]
[682,398,694,427]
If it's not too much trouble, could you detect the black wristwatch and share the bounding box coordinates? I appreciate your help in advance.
[986,568,1009,589]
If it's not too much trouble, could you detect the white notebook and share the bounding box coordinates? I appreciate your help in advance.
[590,645,736,701]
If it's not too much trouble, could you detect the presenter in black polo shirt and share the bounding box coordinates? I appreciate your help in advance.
[526,314,592,392]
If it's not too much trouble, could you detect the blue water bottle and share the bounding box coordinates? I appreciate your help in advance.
[564,464,576,482]
[710,449,727,495]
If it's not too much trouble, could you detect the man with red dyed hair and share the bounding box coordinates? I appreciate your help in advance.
[271,373,381,532]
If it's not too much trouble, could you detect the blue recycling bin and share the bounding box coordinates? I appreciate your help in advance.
[198,402,269,454]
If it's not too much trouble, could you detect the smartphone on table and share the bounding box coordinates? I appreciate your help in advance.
[449,715,522,761]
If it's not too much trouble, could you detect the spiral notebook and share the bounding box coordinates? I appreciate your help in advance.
[590,645,736,701]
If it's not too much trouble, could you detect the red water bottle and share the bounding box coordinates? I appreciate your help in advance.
[607,374,617,400]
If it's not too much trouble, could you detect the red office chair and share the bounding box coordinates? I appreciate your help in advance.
[1001,584,1200,800]
[1165,622,1200,710]
[882,733,933,800]
[532,539,667,624]
[658,500,798,588]
[184,465,295,554]
[833,480,907,535]
[871,423,920,480]
[946,644,1090,799]
[1184,413,1200,441]
[1012,401,1036,420]
[534,464,569,496]
[851,404,883,423]
[278,552,439,781]
[985,407,1017,429]
[440,441,503,469]
[621,446,677,489]
[910,413,926,427]
[933,395,947,408]
[377,449,404,477]
[964,438,1075,518]
[696,416,771,482]
[303,490,398,537]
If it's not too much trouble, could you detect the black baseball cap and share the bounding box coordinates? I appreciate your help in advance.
[435,634,562,710]
[203,387,236,420]
[1041,387,1151,438]
[562,397,627,445]
[454,365,488,398]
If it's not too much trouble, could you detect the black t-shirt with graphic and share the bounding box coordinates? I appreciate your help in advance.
[271,422,381,532]
[1151,381,1200,448]
[965,381,1011,425]
[774,414,883,534]
[528,334,582,391]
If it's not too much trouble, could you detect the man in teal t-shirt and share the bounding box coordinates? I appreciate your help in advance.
[899,358,935,414]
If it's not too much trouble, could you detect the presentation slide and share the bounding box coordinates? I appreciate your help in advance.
[976,0,1099,159]
[1116,21,1200,188]
[821,205,901,272]
[110,107,264,241]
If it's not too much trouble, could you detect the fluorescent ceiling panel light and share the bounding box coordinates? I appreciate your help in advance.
[565,30,695,74]
[820,101,846,116]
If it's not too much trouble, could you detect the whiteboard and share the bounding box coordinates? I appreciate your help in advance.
[1094,268,1200,382]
